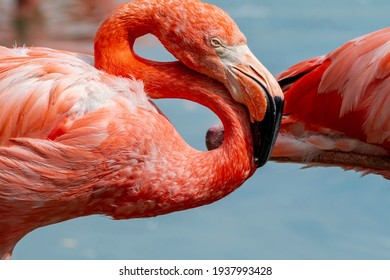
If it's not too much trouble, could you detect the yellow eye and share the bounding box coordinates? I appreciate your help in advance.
[210,37,224,48]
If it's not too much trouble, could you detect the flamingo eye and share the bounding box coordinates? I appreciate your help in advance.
[210,37,224,48]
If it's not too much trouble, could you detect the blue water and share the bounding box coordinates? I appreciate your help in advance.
[10,0,390,259]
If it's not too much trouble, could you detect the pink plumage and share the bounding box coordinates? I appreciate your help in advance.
[206,28,390,178]
[0,0,283,259]
[278,28,390,152]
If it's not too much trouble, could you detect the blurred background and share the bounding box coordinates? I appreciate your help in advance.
[0,0,116,52]
[1,0,390,259]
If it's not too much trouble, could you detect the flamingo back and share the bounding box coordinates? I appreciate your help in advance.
[0,46,155,146]
[277,28,390,151]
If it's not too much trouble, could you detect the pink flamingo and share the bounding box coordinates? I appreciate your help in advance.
[0,0,284,259]
[206,27,390,179]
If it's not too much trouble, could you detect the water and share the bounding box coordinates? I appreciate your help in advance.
[1,0,389,259]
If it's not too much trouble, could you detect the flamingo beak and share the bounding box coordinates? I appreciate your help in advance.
[221,45,284,167]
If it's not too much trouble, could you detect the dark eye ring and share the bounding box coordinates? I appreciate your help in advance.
[210,37,224,48]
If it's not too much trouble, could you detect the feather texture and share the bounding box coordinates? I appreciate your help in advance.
[277,27,390,151]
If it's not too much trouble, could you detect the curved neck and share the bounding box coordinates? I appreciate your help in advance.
[93,1,256,216]
[94,0,254,160]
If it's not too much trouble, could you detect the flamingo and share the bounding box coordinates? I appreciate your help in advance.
[206,27,390,179]
[0,0,284,259]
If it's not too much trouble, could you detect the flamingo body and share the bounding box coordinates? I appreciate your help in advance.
[277,28,390,157]
[0,0,283,259]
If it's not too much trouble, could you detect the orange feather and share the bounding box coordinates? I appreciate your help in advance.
[0,0,283,259]
[278,28,390,150]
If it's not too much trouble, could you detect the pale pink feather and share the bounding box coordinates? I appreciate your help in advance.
[0,46,155,146]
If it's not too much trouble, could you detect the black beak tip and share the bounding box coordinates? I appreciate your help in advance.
[253,95,284,168]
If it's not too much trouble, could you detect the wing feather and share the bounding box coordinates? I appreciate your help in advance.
[277,27,390,149]
[0,46,155,146]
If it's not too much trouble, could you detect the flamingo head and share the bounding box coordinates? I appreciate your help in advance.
[153,0,284,167]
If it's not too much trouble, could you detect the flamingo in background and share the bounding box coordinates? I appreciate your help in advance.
[10,0,117,50]
[0,0,284,259]
[206,27,390,179]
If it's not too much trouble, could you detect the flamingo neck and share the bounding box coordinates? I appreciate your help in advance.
[92,1,256,218]
[86,103,255,220]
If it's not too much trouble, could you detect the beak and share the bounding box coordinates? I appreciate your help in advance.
[221,45,284,167]
[251,94,284,167]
